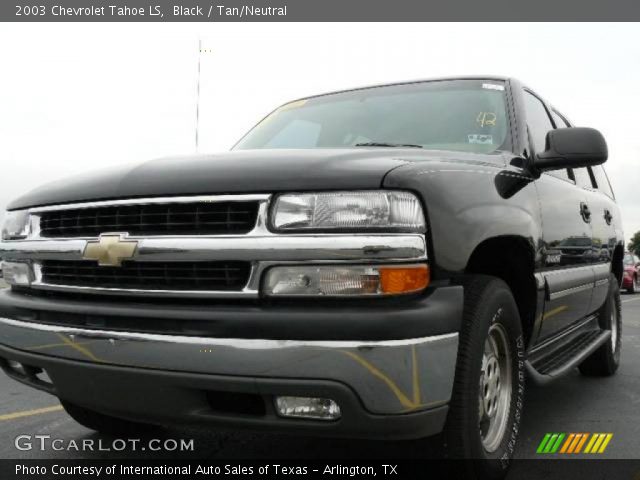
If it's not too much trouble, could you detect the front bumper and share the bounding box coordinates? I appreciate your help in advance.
[0,288,461,439]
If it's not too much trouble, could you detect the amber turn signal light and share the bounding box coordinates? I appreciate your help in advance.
[379,264,430,294]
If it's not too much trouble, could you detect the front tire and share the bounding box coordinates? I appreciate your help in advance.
[579,273,622,376]
[627,275,638,294]
[443,276,525,479]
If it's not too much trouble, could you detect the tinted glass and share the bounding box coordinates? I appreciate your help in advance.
[524,92,554,154]
[624,254,634,266]
[591,165,615,198]
[263,120,321,148]
[236,80,509,154]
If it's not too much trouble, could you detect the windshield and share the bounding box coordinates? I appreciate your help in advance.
[234,79,509,154]
[624,254,634,265]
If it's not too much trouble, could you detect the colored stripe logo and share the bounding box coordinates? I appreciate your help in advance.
[537,433,613,454]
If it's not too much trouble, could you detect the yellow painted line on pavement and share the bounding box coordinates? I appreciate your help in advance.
[0,405,63,422]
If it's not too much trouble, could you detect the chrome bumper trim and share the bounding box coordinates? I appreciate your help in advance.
[0,234,427,263]
[2,234,426,298]
[0,317,457,415]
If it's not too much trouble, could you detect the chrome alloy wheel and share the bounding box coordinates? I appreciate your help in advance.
[479,323,513,453]
[610,303,619,351]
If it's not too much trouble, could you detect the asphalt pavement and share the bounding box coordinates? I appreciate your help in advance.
[1,293,639,477]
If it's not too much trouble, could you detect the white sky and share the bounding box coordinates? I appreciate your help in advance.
[0,23,638,240]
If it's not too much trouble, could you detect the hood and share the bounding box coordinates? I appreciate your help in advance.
[8,148,504,210]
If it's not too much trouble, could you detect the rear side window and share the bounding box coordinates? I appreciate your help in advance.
[591,165,615,198]
[524,91,554,154]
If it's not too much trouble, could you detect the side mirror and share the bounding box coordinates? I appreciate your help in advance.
[534,127,608,172]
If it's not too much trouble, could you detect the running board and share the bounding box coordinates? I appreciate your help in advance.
[526,329,611,385]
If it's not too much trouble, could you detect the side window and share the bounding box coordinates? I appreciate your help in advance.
[524,91,554,154]
[547,167,572,182]
[591,165,615,199]
[572,167,596,189]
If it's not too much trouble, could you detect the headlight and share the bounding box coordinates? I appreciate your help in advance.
[271,191,425,232]
[264,264,430,296]
[1,210,30,240]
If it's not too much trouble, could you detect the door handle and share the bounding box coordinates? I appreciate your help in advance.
[580,202,591,223]
[604,209,613,225]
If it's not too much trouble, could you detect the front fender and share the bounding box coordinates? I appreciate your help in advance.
[384,160,542,277]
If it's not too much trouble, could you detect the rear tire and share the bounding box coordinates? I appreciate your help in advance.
[579,274,622,376]
[443,276,525,479]
[61,400,158,436]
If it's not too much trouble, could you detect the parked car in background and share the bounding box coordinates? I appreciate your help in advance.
[623,252,640,293]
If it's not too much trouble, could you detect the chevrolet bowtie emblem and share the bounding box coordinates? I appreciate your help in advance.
[83,234,138,267]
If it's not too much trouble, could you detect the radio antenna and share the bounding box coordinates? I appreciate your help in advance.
[195,38,202,151]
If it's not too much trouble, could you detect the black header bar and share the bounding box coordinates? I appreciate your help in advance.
[3,0,640,22]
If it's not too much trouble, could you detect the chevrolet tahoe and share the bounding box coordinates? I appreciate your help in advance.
[0,77,624,478]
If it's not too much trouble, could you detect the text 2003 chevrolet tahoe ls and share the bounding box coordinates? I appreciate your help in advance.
[0,77,624,478]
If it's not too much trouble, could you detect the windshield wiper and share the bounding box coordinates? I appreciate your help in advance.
[354,142,423,148]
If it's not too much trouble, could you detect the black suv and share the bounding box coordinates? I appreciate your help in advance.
[0,77,624,478]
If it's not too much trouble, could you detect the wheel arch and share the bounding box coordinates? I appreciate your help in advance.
[465,235,538,344]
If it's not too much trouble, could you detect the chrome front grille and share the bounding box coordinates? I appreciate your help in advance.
[41,260,251,291]
[39,201,259,238]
